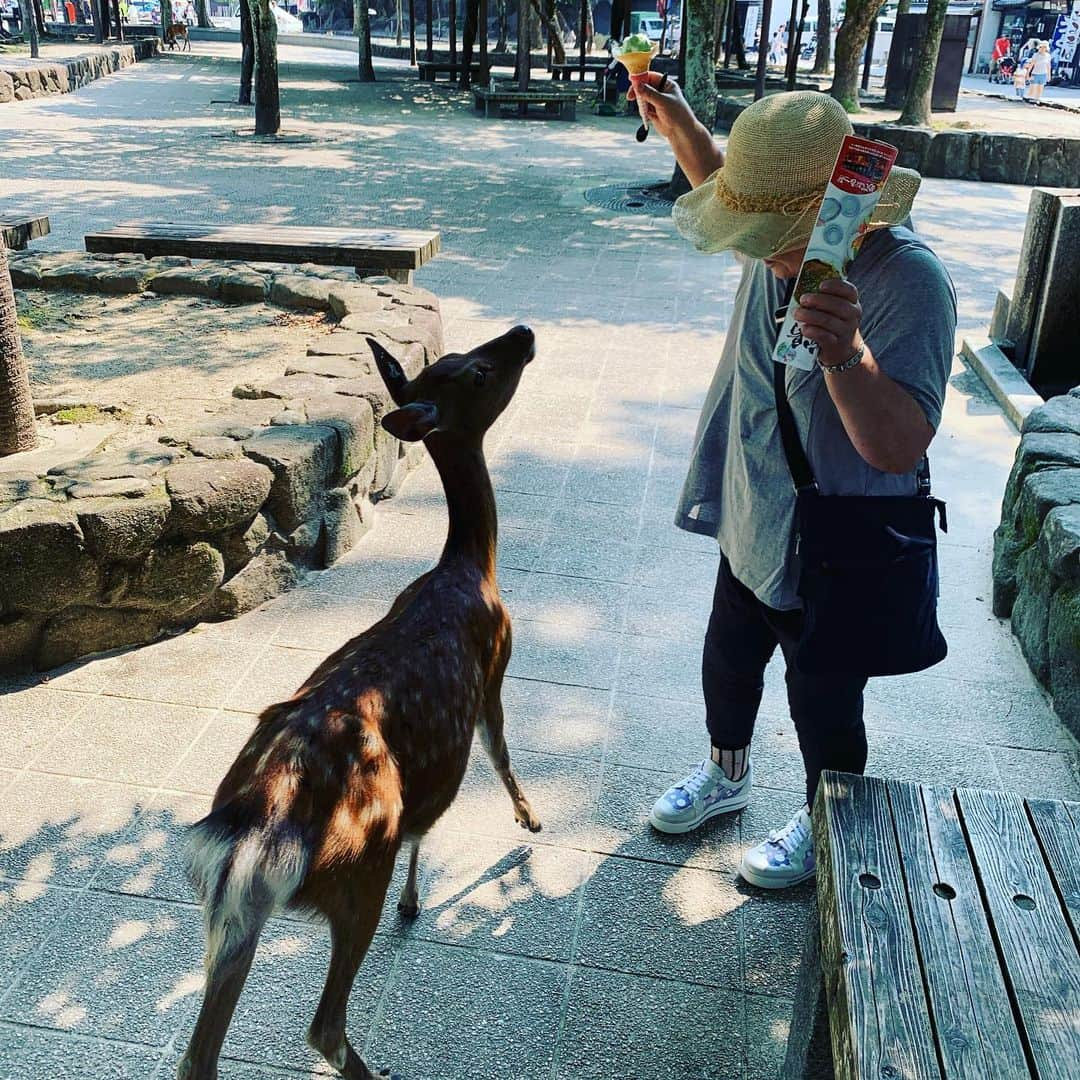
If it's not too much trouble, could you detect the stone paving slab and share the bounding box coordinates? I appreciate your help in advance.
[0,43,1078,1080]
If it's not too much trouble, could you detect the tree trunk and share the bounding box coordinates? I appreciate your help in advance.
[495,0,506,51]
[93,0,104,42]
[896,0,910,14]
[0,249,37,457]
[530,0,563,61]
[239,0,255,104]
[461,0,477,86]
[753,0,773,99]
[829,0,877,111]
[683,0,717,128]
[396,0,403,44]
[18,0,39,58]
[811,0,830,73]
[251,0,281,133]
[355,0,376,79]
[527,0,539,51]
[663,0,716,198]
[195,0,211,27]
[897,0,946,125]
[713,0,727,62]
[32,0,45,39]
[516,0,528,86]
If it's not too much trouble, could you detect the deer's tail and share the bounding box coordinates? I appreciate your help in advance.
[185,802,311,964]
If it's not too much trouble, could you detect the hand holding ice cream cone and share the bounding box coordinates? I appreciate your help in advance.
[627,71,693,144]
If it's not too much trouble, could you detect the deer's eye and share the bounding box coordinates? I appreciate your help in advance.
[473,370,487,387]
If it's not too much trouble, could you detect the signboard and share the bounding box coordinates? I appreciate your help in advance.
[1050,3,1080,82]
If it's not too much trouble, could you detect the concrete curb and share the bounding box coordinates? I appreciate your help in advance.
[0,39,159,104]
[188,27,549,68]
[715,95,1080,187]
[961,335,1043,432]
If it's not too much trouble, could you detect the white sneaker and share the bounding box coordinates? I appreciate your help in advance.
[649,758,752,834]
[740,805,816,889]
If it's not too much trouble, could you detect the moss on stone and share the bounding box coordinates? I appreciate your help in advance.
[52,405,110,425]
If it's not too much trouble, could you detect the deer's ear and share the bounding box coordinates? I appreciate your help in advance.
[368,338,410,406]
[382,402,440,442]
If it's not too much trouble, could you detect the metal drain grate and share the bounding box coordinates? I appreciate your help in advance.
[584,181,675,216]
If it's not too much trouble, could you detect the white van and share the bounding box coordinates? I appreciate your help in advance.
[628,14,666,43]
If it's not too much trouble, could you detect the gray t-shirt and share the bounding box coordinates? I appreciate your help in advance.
[675,226,957,611]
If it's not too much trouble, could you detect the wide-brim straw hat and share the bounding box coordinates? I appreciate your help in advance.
[672,91,922,260]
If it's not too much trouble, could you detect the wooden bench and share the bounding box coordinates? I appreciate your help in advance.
[473,85,578,121]
[1,214,50,251]
[84,223,441,285]
[417,60,481,83]
[550,58,609,82]
[784,771,1080,1079]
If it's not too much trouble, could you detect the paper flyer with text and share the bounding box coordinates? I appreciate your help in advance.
[773,135,899,370]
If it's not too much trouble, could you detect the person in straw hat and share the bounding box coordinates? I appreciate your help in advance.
[631,85,957,889]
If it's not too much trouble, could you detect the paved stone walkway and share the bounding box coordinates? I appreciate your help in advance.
[1,44,1078,1080]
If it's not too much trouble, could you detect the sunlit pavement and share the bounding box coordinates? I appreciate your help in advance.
[0,46,1078,1079]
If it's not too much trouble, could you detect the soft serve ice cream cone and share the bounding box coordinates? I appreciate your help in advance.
[616,34,658,85]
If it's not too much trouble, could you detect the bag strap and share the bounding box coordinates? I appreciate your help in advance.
[772,360,818,494]
[772,282,818,494]
[771,279,933,496]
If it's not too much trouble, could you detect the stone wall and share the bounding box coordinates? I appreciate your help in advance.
[715,98,1080,188]
[1,250,443,673]
[993,393,1080,739]
[0,40,159,105]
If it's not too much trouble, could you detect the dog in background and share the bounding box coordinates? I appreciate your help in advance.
[178,326,542,1080]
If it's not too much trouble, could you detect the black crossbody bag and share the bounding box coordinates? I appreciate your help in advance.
[772,292,949,678]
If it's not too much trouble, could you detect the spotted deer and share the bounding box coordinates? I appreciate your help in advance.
[178,326,542,1080]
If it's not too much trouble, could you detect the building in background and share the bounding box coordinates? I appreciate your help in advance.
[973,0,1080,80]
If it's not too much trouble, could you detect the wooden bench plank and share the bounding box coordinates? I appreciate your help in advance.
[1,214,50,251]
[1026,798,1080,950]
[956,787,1080,1078]
[85,223,441,271]
[815,772,941,1080]
[888,781,1031,1078]
[473,85,578,121]
[417,60,481,81]
[87,223,442,263]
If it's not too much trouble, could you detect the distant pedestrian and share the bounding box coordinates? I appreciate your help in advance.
[768,24,786,65]
[991,34,1011,81]
[1025,41,1052,102]
[1013,63,1028,98]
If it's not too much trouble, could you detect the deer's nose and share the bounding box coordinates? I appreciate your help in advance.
[508,325,533,339]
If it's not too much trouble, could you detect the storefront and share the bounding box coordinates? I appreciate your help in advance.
[992,0,1080,82]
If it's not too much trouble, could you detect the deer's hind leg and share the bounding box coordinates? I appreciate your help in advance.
[396,839,421,919]
[479,683,541,833]
[306,854,396,1080]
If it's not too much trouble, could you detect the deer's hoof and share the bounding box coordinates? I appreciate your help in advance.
[397,898,421,920]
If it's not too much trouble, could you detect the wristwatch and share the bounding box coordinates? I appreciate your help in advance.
[818,343,865,375]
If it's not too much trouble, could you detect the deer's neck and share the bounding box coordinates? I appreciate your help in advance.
[429,434,497,580]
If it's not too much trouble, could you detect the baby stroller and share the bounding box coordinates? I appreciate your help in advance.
[991,55,1018,84]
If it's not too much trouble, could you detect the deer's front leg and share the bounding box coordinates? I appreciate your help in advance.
[479,691,541,833]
